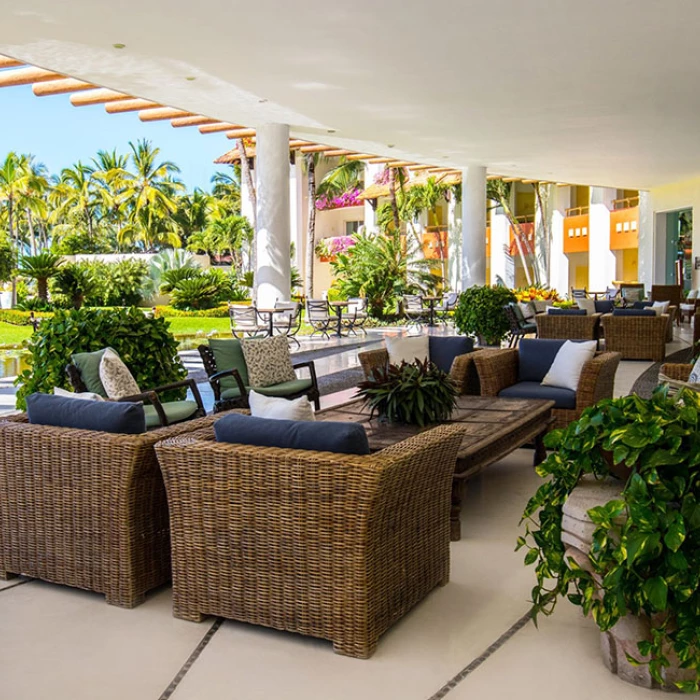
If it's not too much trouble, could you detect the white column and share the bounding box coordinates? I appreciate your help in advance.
[461,166,487,289]
[490,212,510,286]
[363,163,382,233]
[549,186,570,297]
[447,195,461,289]
[255,123,291,307]
[637,191,654,288]
[588,187,616,292]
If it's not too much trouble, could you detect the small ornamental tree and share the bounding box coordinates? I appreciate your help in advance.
[454,285,516,345]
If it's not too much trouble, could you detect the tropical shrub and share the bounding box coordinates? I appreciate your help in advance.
[141,248,198,300]
[0,233,15,282]
[159,267,201,294]
[15,307,187,409]
[100,259,149,306]
[170,276,222,310]
[17,252,63,302]
[454,285,516,345]
[51,262,99,309]
[520,388,700,692]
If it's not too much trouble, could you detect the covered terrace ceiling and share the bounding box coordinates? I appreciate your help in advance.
[1,0,699,190]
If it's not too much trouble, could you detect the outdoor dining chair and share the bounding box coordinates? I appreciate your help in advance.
[402,294,429,332]
[306,299,334,339]
[571,288,588,300]
[503,303,537,347]
[435,291,459,325]
[343,297,368,336]
[229,304,269,339]
[273,300,302,348]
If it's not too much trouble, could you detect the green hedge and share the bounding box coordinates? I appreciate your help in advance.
[152,303,241,318]
[15,307,188,410]
[0,309,54,326]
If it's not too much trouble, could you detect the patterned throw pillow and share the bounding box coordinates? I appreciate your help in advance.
[689,356,700,384]
[99,348,141,399]
[240,335,296,388]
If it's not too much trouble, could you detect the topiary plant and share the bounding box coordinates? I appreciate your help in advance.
[356,358,457,427]
[15,307,187,410]
[520,386,700,692]
[454,285,516,345]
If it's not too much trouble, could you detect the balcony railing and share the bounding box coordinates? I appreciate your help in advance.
[612,196,640,211]
[565,206,590,217]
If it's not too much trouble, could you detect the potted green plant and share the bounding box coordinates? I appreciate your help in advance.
[519,387,700,692]
[356,359,457,427]
[453,285,516,346]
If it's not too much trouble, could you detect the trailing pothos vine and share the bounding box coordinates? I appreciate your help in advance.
[518,386,700,692]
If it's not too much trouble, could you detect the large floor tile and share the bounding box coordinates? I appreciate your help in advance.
[168,451,542,700]
[0,582,210,700]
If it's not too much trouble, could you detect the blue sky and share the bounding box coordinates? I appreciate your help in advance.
[0,86,233,190]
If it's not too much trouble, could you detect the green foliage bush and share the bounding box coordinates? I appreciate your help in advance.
[51,262,99,309]
[15,307,187,410]
[520,388,700,691]
[153,303,235,318]
[454,285,516,345]
[88,259,149,306]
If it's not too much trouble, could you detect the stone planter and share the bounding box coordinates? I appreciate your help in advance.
[562,477,693,692]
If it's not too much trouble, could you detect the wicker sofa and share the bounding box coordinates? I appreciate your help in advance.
[472,344,621,431]
[601,312,669,361]
[534,312,601,341]
[0,412,219,608]
[155,423,464,658]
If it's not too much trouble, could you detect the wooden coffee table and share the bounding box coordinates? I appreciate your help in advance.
[319,395,554,540]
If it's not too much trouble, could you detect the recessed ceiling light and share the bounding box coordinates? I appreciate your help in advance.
[185,76,196,81]
[258,98,268,103]
[387,144,395,148]
[327,129,336,134]
[112,43,126,49]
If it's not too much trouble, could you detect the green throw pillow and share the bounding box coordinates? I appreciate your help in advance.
[71,348,111,397]
[208,338,249,390]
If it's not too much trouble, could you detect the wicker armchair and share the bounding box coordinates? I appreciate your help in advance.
[0,413,219,607]
[358,345,481,395]
[473,346,621,431]
[535,312,601,341]
[155,423,464,658]
[601,313,668,361]
[651,285,682,327]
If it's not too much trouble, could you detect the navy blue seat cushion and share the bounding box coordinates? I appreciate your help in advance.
[498,382,577,410]
[428,335,474,374]
[214,412,370,455]
[26,393,146,434]
[612,308,656,317]
[594,300,615,314]
[547,308,587,315]
[632,301,654,309]
[518,339,567,382]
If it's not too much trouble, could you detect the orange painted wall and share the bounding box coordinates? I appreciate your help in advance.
[509,222,535,255]
[563,214,590,254]
[609,206,639,250]
[422,230,448,260]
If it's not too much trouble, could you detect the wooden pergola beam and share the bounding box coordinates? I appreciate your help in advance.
[33,78,95,96]
[322,149,353,156]
[0,67,64,88]
[289,140,311,148]
[298,144,330,153]
[139,107,192,122]
[71,88,131,106]
[0,57,23,69]
[486,175,502,181]
[171,115,217,127]
[105,98,161,114]
[409,165,435,171]
[367,157,393,164]
[199,122,241,134]
[386,161,416,168]
[226,128,256,139]
[502,177,520,182]
[345,154,376,161]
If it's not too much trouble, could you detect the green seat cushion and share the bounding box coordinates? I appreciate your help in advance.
[208,339,249,390]
[220,378,313,402]
[71,348,110,397]
[144,400,199,429]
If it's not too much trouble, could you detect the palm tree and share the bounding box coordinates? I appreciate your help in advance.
[317,158,364,199]
[0,152,27,249]
[92,149,131,244]
[120,140,184,250]
[302,152,322,300]
[172,189,212,248]
[49,162,101,241]
[211,169,241,215]
[17,251,62,302]
[17,157,49,255]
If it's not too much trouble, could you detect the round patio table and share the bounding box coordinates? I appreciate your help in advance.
[328,301,350,337]
[256,308,288,337]
[422,296,442,326]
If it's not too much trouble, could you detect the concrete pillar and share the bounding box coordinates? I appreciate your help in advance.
[637,191,654,289]
[447,195,461,289]
[363,163,382,233]
[461,166,487,289]
[255,123,291,307]
[549,186,570,297]
[588,187,616,292]
[490,211,510,286]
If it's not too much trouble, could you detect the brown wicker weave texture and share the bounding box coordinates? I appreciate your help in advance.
[358,347,481,395]
[600,313,668,361]
[535,313,601,340]
[659,363,692,382]
[155,423,465,658]
[472,348,621,431]
[0,413,220,608]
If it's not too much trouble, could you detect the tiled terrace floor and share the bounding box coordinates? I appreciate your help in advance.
[0,324,693,699]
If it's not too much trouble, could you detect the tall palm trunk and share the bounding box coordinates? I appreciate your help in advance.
[8,195,17,306]
[534,183,551,287]
[25,207,36,255]
[237,139,257,276]
[304,154,316,301]
[388,173,400,231]
[500,198,538,287]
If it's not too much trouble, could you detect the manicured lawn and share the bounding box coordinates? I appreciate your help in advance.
[0,322,33,348]
[165,317,231,337]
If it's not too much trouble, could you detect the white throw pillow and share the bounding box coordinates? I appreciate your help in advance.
[541,340,597,392]
[576,298,596,315]
[687,289,698,300]
[99,348,141,399]
[248,390,316,421]
[386,335,429,366]
[54,386,105,402]
[689,356,700,384]
[651,300,670,316]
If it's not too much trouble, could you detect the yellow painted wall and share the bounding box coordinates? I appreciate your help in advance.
[566,251,589,293]
[622,248,638,281]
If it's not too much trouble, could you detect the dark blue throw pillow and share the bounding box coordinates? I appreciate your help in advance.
[518,339,567,382]
[214,413,370,455]
[428,335,474,374]
[26,393,146,434]
[632,301,654,309]
[594,300,614,314]
[612,308,656,317]
[547,308,587,315]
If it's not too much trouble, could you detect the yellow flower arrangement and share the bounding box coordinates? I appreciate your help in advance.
[512,285,561,303]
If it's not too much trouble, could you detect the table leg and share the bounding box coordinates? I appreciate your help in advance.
[429,301,436,327]
[534,430,547,466]
[268,313,274,337]
[450,478,463,541]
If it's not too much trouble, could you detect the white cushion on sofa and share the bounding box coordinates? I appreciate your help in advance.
[386,335,429,366]
[652,300,670,315]
[576,298,596,315]
[541,340,597,392]
[248,390,316,421]
[54,386,105,402]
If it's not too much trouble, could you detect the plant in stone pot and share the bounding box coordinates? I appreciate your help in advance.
[519,387,700,692]
[356,358,458,427]
[454,285,516,346]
